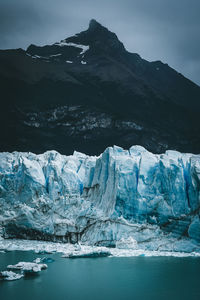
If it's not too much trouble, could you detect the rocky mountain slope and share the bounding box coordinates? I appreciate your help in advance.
[0,146,200,252]
[0,19,200,155]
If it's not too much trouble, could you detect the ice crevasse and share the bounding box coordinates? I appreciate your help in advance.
[0,145,200,252]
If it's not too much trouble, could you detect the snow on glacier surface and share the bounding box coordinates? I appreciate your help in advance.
[0,145,200,253]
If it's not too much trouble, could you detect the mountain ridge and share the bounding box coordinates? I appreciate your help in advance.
[0,19,200,155]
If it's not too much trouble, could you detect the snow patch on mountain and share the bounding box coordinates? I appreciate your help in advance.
[49,54,62,57]
[55,41,89,55]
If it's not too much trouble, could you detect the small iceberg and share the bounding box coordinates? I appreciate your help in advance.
[7,262,47,275]
[41,257,55,263]
[1,259,48,281]
[35,249,53,254]
[33,257,55,264]
[0,271,24,281]
[66,250,112,258]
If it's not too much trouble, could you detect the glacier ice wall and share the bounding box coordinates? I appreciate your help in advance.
[0,145,200,252]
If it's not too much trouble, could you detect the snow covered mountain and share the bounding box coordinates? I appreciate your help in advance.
[1,146,200,252]
[0,19,200,155]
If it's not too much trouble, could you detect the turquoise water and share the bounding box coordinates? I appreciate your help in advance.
[0,251,200,300]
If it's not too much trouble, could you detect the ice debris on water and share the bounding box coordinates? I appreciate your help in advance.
[65,247,111,258]
[0,239,200,258]
[33,257,55,264]
[0,259,48,281]
[7,262,47,273]
[0,271,24,281]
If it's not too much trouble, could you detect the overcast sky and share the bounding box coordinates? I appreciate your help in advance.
[0,0,199,85]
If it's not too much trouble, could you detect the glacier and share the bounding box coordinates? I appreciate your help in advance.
[0,145,200,253]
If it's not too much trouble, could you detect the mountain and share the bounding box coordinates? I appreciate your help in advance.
[1,145,200,252]
[0,19,200,155]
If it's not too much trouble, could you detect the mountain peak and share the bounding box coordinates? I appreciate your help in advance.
[64,19,125,55]
[88,19,103,30]
[87,19,112,35]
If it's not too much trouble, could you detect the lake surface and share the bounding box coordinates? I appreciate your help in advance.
[0,251,200,300]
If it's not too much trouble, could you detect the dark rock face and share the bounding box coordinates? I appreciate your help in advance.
[0,19,200,155]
